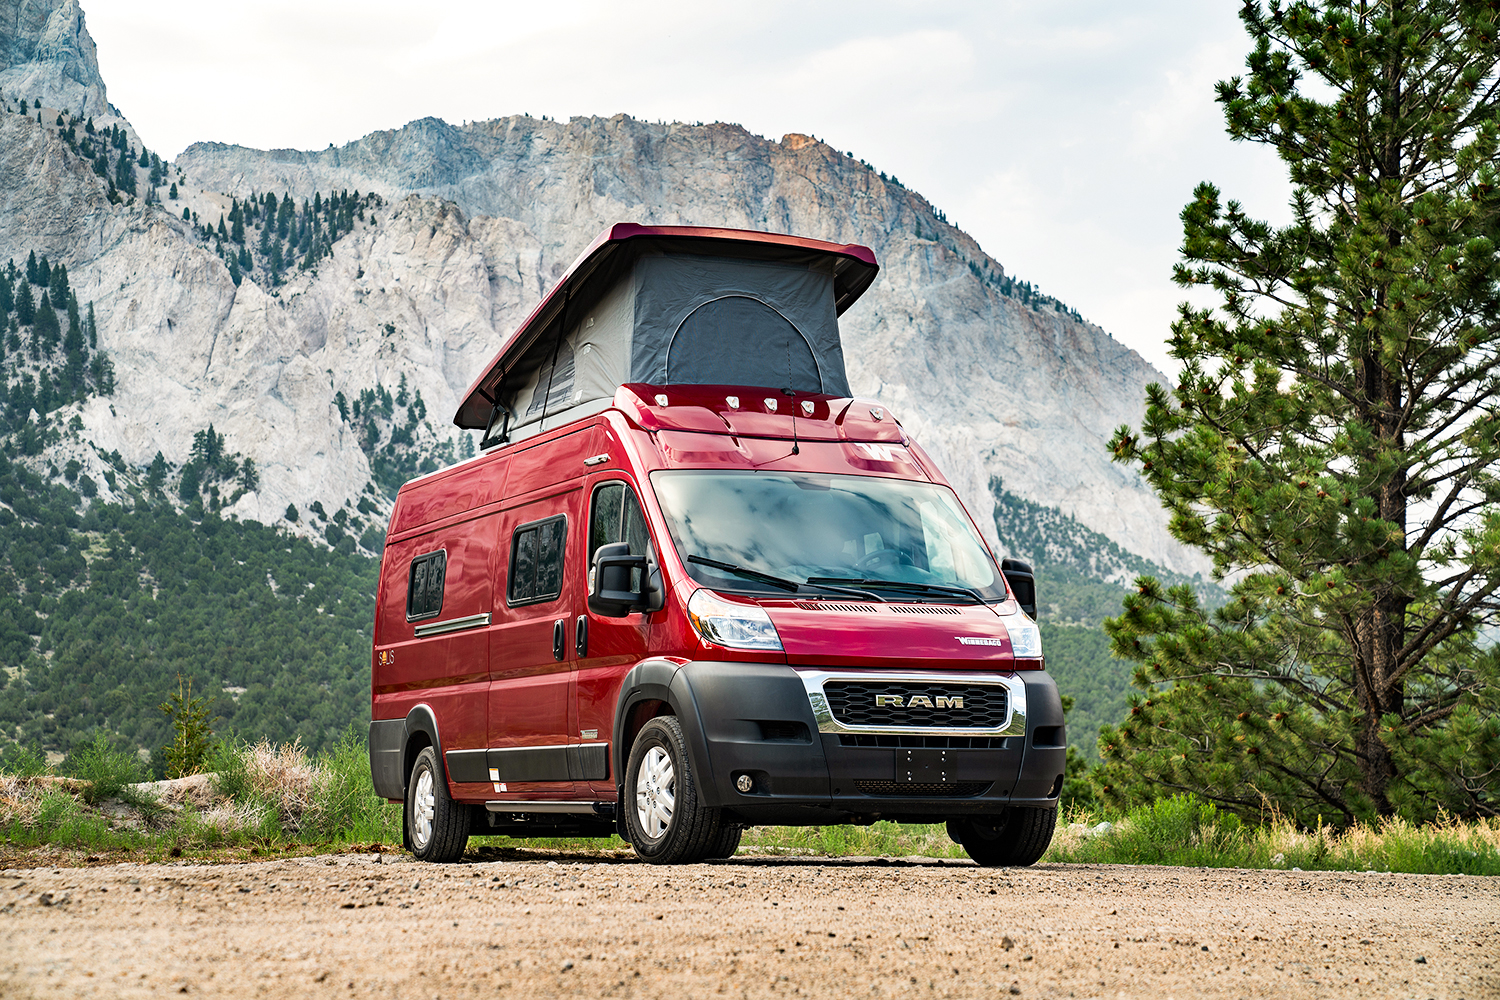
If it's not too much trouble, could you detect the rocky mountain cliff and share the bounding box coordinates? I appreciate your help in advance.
[0,0,1204,577]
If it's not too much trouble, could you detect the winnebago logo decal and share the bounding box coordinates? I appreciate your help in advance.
[955,636,1006,646]
[853,443,904,462]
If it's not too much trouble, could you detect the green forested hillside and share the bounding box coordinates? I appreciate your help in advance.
[991,479,1221,761]
[0,455,376,763]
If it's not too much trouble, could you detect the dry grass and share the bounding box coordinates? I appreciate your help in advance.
[239,739,324,833]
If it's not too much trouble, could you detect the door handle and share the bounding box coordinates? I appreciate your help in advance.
[575,615,588,657]
[553,619,565,661]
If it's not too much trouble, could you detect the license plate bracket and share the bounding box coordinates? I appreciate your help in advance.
[894,748,953,784]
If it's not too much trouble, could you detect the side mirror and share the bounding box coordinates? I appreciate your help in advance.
[1001,558,1037,617]
[589,542,653,617]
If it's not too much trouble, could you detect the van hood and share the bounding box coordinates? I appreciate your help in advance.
[759,600,1022,670]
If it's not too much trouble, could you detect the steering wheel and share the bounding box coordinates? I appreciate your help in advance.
[854,548,909,573]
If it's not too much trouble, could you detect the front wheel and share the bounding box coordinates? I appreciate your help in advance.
[624,716,725,864]
[405,746,469,863]
[949,807,1056,867]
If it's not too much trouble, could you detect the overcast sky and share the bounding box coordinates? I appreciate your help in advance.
[86,0,1293,375]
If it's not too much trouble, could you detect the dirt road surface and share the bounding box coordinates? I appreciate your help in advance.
[0,852,1494,999]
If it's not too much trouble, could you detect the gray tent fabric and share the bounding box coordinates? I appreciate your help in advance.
[498,250,852,442]
[630,254,848,395]
[666,296,821,392]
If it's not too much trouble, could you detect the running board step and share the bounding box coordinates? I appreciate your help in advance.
[484,800,615,817]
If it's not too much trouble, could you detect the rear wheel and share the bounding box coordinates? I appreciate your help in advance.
[624,716,724,864]
[405,746,469,863]
[949,807,1056,867]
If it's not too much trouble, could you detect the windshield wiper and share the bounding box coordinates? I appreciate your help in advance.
[805,577,986,604]
[687,556,885,602]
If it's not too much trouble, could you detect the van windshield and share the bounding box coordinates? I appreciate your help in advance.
[649,471,1006,603]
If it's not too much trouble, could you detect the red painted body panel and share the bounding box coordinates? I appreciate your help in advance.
[378,391,1030,807]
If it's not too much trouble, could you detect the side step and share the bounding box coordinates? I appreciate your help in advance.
[484,800,616,818]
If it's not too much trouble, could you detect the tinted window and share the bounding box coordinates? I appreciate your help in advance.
[589,483,650,559]
[407,550,447,620]
[589,483,651,591]
[508,515,567,605]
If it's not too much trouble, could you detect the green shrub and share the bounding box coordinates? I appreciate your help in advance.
[0,741,49,778]
[62,730,144,804]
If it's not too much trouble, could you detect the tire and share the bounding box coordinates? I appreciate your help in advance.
[705,822,743,860]
[404,746,470,863]
[623,716,724,864]
[949,807,1057,867]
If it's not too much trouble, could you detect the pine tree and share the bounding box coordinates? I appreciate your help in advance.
[114,147,136,195]
[145,452,167,496]
[1103,0,1500,825]
[15,280,34,325]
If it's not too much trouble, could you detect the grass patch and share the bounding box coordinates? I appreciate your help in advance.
[1047,795,1500,875]
[739,822,966,859]
[6,737,1497,875]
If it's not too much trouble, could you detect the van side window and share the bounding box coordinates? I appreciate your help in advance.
[589,482,651,561]
[407,550,447,621]
[508,515,567,605]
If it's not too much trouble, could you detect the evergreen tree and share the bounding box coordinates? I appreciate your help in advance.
[0,274,12,316]
[239,458,259,492]
[88,352,115,395]
[1103,0,1500,825]
[48,261,68,304]
[86,301,97,350]
[15,280,34,325]
[144,452,167,496]
[168,182,177,199]
[113,148,136,195]
[33,293,59,346]
[24,250,36,285]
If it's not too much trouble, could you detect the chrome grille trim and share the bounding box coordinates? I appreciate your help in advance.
[794,669,1027,737]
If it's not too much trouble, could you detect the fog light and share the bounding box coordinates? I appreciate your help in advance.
[735,774,754,793]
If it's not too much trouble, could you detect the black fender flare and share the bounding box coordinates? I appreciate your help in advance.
[612,658,721,808]
[402,704,445,786]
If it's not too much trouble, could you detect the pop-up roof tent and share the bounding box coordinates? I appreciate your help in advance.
[453,224,880,446]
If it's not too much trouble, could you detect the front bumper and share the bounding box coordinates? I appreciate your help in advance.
[666,662,1066,825]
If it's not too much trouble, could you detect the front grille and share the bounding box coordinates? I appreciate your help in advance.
[853,780,991,797]
[837,734,1011,750]
[823,682,1008,729]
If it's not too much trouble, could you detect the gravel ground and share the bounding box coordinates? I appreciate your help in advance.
[0,852,1495,999]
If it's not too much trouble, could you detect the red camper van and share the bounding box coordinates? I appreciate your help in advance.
[369,224,1064,865]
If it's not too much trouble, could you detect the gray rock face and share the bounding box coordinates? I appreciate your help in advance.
[0,0,107,119]
[178,119,1197,573]
[0,6,1201,575]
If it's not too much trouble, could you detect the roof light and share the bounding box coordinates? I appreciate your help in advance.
[763,398,778,413]
[870,407,884,421]
[726,395,740,409]
[655,394,669,407]
[800,400,814,416]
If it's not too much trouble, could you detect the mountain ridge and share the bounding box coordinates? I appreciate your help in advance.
[0,0,1206,579]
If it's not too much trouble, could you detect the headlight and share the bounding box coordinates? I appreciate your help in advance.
[687,589,783,651]
[1003,614,1042,658]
